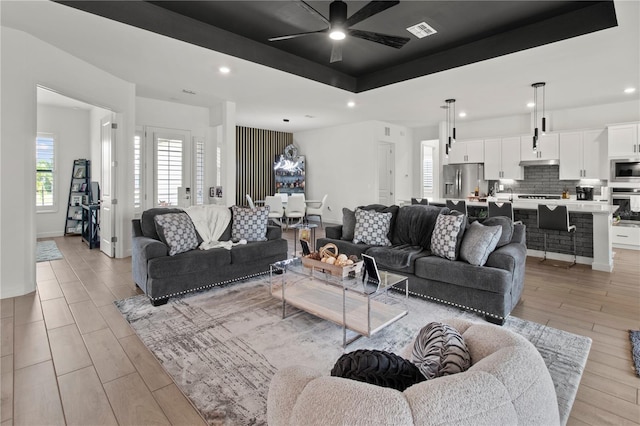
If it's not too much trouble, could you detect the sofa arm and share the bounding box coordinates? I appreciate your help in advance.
[267,366,322,426]
[132,219,144,237]
[485,243,526,273]
[266,225,282,240]
[131,235,168,292]
[325,225,343,240]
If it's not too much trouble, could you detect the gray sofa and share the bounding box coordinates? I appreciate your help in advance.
[132,208,288,306]
[317,205,527,324]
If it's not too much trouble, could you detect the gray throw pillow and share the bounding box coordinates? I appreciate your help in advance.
[411,322,471,380]
[460,221,503,266]
[154,212,199,256]
[430,213,465,260]
[482,216,514,247]
[341,208,356,241]
[353,208,392,246]
[231,205,269,242]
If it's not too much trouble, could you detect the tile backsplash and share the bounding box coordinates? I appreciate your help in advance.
[489,165,606,196]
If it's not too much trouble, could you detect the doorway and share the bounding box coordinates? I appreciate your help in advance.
[421,140,440,199]
[377,142,395,205]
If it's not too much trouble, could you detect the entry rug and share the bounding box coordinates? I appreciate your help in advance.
[36,240,63,262]
[116,277,591,426]
[630,330,640,377]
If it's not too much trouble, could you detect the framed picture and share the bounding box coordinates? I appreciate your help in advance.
[74,167,85,178]
[362,254,381,286]
[80,182,87,192]
[71,183,81,192]
[70,195,83,206]
[215,186,223,197]
[209,187,216,198]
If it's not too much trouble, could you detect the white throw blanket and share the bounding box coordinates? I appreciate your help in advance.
[185,205,238,250]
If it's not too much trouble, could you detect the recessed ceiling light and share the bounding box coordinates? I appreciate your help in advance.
[347,101,356,108]
[527,102,535,108]
[458,112,467,118]
[219,66,230,74]
[624,87,636,94]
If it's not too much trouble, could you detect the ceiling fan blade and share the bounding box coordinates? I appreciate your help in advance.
[298,0,330,26]
[345,0,400,27]
[330,44,343,63]
[349,29,410,49]
[269,29,326,42]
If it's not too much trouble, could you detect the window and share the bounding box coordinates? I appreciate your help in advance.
[36,134,56,210]
[216,146,221,186]
[194,138,205,205]
[155,135,184,207]
[422,145,434,197]
[134,132,143,210]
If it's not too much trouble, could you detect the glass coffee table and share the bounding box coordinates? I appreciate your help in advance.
[270,258,408,347]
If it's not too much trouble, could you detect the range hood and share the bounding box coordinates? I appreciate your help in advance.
[518,159,559,166]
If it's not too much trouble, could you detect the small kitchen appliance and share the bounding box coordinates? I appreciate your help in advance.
[576,186,594,201]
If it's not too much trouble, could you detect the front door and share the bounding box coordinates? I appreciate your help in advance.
[100,115,116,257]
[377,142,395,205]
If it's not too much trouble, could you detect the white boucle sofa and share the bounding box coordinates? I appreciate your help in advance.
[267,319,560,426]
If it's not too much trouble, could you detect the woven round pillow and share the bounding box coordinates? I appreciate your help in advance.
[331,349,425,392]
[411,322,471,380]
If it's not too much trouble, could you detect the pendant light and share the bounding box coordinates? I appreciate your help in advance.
[531,82,546,151]
[441,99,456,158]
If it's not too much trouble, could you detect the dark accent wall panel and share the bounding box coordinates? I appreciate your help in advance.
[236,126,292,206]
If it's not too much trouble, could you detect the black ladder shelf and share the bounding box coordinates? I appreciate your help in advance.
[64,159,90,236]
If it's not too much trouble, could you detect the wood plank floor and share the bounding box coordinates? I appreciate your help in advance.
[0,231,638,425]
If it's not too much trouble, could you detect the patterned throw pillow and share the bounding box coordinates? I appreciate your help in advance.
[460,221,503,266]
[430,213,465,260]
[411,322,471,380]
[353,208,392,246]
[231,206,269,242]
[154,212,199,256]
[331,349,426,392]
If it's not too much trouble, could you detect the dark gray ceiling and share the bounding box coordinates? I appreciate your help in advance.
[57,1,618,93]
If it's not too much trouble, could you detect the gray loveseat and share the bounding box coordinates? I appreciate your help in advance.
[317,205,527,324]
[132,208,288,306]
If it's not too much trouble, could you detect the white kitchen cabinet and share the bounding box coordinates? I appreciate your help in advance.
[560,130,607,180]
[520,133,559,161]
[608,123,640,157]
[612,224,640,250]
[484,137,523,180]
[447,139,484,164]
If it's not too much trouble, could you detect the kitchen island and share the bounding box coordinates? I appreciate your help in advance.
[429,198,618,271]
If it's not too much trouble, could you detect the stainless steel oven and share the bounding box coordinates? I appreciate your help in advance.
[611,187,640,222]
[610,159,640,182]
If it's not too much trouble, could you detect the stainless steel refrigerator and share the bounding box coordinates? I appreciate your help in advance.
[443,163,488,199]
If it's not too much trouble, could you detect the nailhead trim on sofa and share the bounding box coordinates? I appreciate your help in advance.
[148,270,269,301]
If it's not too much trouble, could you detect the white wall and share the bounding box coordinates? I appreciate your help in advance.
[294,120,413,224]
[36,104,91,238]
[1,27,135,298]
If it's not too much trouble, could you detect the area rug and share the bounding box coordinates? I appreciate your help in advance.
[116,276,591,426]
[36,240,63,262]
[630,330,640,377]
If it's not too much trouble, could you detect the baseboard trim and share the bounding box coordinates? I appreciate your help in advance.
[37,231,64,239]
[526,249,592,266]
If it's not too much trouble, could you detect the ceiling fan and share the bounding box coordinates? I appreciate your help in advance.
[268,0,410,63]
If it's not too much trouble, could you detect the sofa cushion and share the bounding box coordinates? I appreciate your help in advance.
[341,208,356,241]
[231,205,269,242]
[460,221,503,266]
[147,247,231,279]
[353,209,392,246]
[365,245,429,274]
[411,322,471,380]
[414,256,512,295]
[230,239,289,264]
[331,350,425,392]
[392,205,449,249]
[154,212,199,256]
[141,208,184,240]
[430,213,466,260]
[482,216,513,248]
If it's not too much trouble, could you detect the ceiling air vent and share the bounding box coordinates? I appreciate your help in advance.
[406,22,437,39]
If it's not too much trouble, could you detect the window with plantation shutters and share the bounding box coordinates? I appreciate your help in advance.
[134,133,143,210]
[423,146,434,197]
[194,139,205,205]
[155,136,183,207]
[36,134,56,210]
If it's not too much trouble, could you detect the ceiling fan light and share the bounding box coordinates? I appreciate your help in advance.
[329,30,346,40]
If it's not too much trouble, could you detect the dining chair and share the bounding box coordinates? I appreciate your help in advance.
[284,194,306,228]
[305,194,328,228]
[446,199,467,215]
[411,198,429,205]
[246,194,255,209]
[537,204,576,267]
[264,196,284,228]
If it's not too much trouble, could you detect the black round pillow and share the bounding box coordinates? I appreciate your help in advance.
[330,349,426,392]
